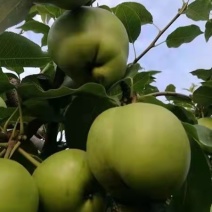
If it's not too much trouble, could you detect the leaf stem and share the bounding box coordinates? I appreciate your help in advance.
[133,2,188,64]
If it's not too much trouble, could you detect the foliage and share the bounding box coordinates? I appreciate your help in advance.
[0,0,212,211]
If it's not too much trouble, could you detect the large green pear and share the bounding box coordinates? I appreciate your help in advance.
[47,6,129,88]
[0,159,39,211]
[33,149,106,212]
[34,0,90,10]
[86,103,191,204]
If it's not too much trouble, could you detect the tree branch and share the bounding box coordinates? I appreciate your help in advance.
[138,91,192,101]
[133,2,188,64]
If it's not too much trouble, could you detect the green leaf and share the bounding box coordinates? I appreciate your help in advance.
[202,81,212,87]
[166,104,197,125]
[18,19,50,38]
[133,71,158,94]
[0,32,50,67]
[191,68,212,81]
[193,124,212,153]
[0,107,18,124]
[166,25,203,48]
[22,99,62,122]
[35,4,65,20]
[193,85,212,106]
[124,63,142,78]
[17,81,119,105]
[137,96,165,107]
[205,19,212,42]
[0,69,15,94]
[167,126,212,212]
[165,84,176,101]
[112,2,153,43]
[0,0,33,34]
[186,0,212,21]
[64,95,116,150]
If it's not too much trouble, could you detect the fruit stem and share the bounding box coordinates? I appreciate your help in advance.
[132,1,188,64]
[3,107,18,133]
[18,147,41,167]
[17,95,24,135]
[0,149,6,157]
[9,141,21,159]
[0,143,8,147]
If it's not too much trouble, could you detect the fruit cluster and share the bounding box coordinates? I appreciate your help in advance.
[0,0,194,211]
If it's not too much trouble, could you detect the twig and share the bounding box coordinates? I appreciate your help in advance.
[133,2,188,64]
[138,91,192,101]
[18,147,41,167]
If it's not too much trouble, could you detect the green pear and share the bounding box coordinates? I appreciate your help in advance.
[47,6,129,88]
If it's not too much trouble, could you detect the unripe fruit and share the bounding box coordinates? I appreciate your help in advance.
[47,6,129,88]
[87,103,191,204]
[33,149,106,212]
[0,159,39,211]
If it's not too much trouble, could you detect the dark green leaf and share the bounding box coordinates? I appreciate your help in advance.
[0,0,33,34]
[133,72,156,93]
[137,96,165,107]
[166,25,203,48]
[0,69,15,94]
[193,85,212,106]
[0,32,50,67]
[205,19,212,42]
[107,77,132,99]
[35,4,65,20]
[167,129,212,212]
[0,107,18,124]
[191,68,212,81]
[165,84,176,101]
[17,81,119,105]
[112,2,153,43]
[22,99,62,122]
[64,95,116,150]
[165,84,176,92]
[202,81,212,87]
[166,104,197,125]
[193,124,212,153]
[186,0,211,21]
[18,19,50,35]
[125,63,142,78]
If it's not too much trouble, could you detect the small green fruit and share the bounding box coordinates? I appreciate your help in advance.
[87,103,191,204]
[33,149,106,212]
[0,159,39,212]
